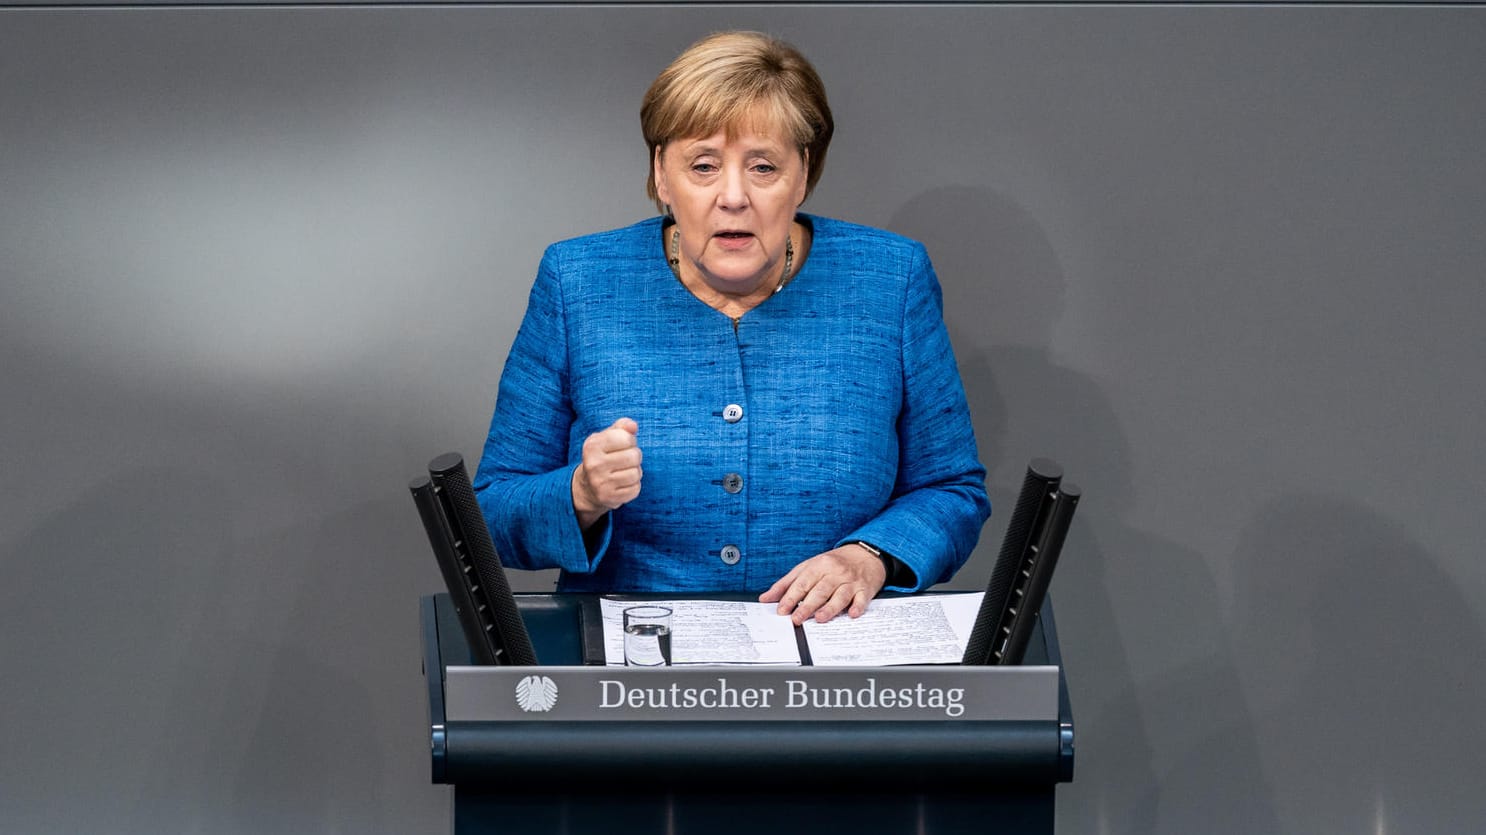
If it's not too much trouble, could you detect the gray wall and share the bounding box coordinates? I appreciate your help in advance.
[3,4,1483,833]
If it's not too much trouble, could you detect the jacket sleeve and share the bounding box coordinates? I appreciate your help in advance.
[472,247,611,573]
[837,243,991,590]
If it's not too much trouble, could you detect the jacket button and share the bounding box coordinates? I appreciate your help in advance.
[722,404,744,423]
[722,473,743,493]
[719,545,741,565]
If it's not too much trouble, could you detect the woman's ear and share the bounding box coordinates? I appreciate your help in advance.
[795,148,810,207]
[653,147,671,206]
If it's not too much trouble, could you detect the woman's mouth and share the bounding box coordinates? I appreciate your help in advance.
[714,231,755,250]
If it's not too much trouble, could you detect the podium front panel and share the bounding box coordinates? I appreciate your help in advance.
[419,593,1074,834]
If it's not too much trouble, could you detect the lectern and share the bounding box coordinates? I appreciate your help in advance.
[420,593,1074,835]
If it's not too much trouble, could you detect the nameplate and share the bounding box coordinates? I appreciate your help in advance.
[444,665,1058,722]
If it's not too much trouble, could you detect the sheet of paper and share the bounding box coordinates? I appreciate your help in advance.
[600,598,802,666]
[801,592,986,666]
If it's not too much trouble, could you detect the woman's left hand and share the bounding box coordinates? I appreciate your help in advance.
[759,544,887,625]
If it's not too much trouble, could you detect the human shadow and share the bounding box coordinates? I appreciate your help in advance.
[889,186,1279,833]
[207,498,424,832]
[0,465,232,833]
[0,340,448,833]
[1221,494,1486,832]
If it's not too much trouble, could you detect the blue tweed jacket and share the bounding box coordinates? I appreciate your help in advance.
[473,214,989,593]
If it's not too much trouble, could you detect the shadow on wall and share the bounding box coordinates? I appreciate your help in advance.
[0,466,232,833]
[888,186,1279,834]
[0,469,415,835]
[0,342,446,834]
[1226,495,1486,832]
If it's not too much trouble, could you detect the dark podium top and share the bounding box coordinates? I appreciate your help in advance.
[420,592,1075,793]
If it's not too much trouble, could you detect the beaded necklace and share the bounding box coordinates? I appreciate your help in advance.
[667,226,796,296]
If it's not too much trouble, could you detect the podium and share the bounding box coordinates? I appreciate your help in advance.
[419,593,1074,834]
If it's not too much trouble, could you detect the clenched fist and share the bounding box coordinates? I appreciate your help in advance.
[572,418,642,530]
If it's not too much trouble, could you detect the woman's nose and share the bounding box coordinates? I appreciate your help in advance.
[717,165,749,210]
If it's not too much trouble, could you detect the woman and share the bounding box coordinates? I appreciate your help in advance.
[474,31,989,625]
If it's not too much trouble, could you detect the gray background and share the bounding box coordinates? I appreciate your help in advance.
[2,4,1483,833]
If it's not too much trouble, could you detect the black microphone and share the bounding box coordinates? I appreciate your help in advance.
[996,481,1079,666]
[962,458,1065,666]
[413,452,538,666]
[412,474,499,666]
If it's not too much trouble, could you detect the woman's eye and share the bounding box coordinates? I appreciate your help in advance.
[691,162,717,174]
[752,164,777,175]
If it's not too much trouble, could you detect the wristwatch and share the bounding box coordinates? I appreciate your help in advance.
[844,540,907,586]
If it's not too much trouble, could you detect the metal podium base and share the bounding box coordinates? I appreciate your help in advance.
[453,787,1052,835]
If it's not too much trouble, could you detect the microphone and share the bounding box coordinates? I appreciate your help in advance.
[996,481,1079,666]
[962,459,1078,666]
[411,452,538,666]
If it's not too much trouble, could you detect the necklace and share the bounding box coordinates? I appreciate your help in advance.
[668,227,795,296]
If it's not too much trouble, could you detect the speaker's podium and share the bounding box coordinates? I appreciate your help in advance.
[419,592,1074,835]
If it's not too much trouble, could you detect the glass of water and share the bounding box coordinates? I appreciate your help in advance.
[623,605,673,667]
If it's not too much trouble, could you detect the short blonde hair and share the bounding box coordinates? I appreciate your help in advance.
[641,31,834,212]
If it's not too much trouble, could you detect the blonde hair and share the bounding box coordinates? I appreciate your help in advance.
[641,31,834,212]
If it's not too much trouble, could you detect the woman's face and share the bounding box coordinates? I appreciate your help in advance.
[654,125,808,298]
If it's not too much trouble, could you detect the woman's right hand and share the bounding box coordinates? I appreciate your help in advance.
[572,418,642,530]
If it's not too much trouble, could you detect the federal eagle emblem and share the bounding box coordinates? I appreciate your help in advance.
[515,675,559,712]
